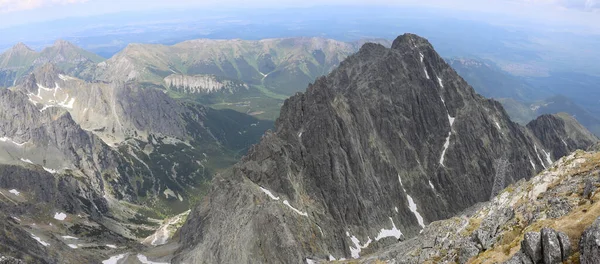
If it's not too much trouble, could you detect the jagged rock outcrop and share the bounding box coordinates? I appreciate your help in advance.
[527,113,598,160]
[522,232,542,263]
[354,150,600,263]
[580,217,600,264]
[164,74,248,94]
[513,228,571,264]
[173,34,597,263]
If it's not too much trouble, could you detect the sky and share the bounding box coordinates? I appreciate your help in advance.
[0,0,599,31]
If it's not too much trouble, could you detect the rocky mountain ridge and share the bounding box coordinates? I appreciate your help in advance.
[0,40,104,88]
[0,63,274,263]
[355,148,600,263]
[172,34,598,263]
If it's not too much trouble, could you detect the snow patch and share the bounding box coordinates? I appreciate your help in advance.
[0,137,26,147]
[62,236,78,240]
[306,258,317,264]
[495,121,501,130]
[561,139,568,148]
[30,233,50,247]
[68,244,79,249]
[398,175,425,229]
[534,145,547,169]
[136,254,169,264]
[439,132,452,166]
[329,255,337,261]
[375,217,403,241]
[347,232,372,259]
[419,53,430,79]
[529,157,537,170]
[541,148,553,164]
[283,200,308,216]
[395,206,398,213]
[106,244,117,249]
[406,194,426,228]
[163,188,177,199]
[448,115,455,126]
[20,158,33,164]
[428,180,435,191]
[437,77,444,88]
[44,167,57,174]
[54,212,67,221]
[58,74,76,81]
[9,189,20,196]
[259,187,280,200]
[102,253,127,264]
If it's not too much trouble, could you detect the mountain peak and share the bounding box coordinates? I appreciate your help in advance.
[391,33,433,50]
[12,42,34,52]
[173,33,596,263]
[53,39,75,48]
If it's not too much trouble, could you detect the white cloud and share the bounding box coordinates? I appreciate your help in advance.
[0,0,88,13]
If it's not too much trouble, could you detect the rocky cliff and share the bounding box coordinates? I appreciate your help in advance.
[0,63,274,262]
[172,34,598,263]
[164,74,248,94]
[355,149,600,264]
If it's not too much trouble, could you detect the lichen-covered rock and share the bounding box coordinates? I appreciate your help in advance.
[522,232,542,263]
[556,231,571,261]
[458,242,480,264]
[541,228,562,264]
[580,217,600,264]
[475,208,514,250]
[0,255,25,264]
[504,251,533,264]
[584,179,595,199]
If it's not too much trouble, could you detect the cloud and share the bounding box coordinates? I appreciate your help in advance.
[503,0,600,11]
[0,0,88,13]
[560,0,600,11]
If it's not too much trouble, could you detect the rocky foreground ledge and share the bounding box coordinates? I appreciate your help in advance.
[355,148,600,264]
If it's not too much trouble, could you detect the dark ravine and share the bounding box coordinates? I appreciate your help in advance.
[173,34,597,263]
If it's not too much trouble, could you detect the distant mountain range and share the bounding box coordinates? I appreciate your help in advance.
[450,57,600,136]
[0,38,391,120]
[0,40,104,87]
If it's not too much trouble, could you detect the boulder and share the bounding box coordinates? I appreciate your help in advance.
[458,242,480,264]
[541,228,562,264]
[580,217,600,264]
[521,232,542,263]
[503,251,533,264]
[556,231,571,261]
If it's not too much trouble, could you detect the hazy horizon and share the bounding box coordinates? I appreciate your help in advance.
[1,0,599,34]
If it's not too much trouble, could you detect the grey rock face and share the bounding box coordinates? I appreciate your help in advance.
[0,255,25,264]
[504,251,534,264]
[458,243,480,264]
[556,231,571,261]
[527,113,598,161]
[173,34,597,263]
[584,179,595,199]
[522,232,542,263]
[475,208,514,250]
[541,228,562,264]
[580,217,600,264]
